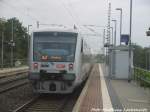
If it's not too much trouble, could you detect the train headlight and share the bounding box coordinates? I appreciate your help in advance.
[33,63,38,69]
[69,64,73,70]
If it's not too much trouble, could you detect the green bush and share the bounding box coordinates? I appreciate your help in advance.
[134,67,150,87]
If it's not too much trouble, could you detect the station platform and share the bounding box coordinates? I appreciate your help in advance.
[72,64,113,112]
[73,64,150,112]
[0,66,28,78]
[109,79,150,111]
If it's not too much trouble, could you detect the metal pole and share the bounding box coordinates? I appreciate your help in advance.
[1,32,4,69]
[11,19,14,67]
[107,3,111,45]
[114,21,117,46]
[111,20,117,78]
[112,20,117,46]
[27,25,32,49]
[110,27,114,45]
[146,51,147,70]
[0,18,6,69]
[27,25,29,50]
[107,3,111,77]
[103,29,106,55]
[128,0,133,81]
[116,8,123,45]
[149,51,150,70]
[27,25,32,65]
[103,29,107,74]
[120,9,122,45]
[116,8,122,45]
[37,21,39,28]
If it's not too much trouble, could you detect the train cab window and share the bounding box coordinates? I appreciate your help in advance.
[33,32,77,62]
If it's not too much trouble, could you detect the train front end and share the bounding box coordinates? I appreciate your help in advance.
[28,29,78,93]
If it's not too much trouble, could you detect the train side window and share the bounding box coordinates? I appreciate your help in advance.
[81,39,83,53]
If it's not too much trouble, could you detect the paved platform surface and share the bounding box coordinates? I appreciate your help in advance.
[79,65,103,112]
[110,80,150,111]
[102,64,150,112]
[73,64,150,112]
[73,64,113,112]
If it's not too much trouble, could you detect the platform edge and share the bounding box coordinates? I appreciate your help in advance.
[99,64,114,112]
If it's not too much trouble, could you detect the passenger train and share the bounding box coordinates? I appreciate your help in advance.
[28,28,92,93]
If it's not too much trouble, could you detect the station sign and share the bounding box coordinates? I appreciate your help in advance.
[121,34,129,45]
[104,43,110,47]
[146,30,150,36]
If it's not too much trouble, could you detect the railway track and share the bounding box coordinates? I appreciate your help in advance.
[0,73,28,85]
[13,95,70,112]
[13,84,84,112]
[0,73,29,94]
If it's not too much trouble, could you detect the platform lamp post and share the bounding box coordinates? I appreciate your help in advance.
[27,25,32,65]
[145,27,150,69]
[0,18,6,69]
[112,20,117,46]
[111,20,117,76]
[103,29,106,54]
[110,27,114,45]
[37,21,39,28]
[116,8,122,45]
[27,25,32,49]
[11,19,14,67]
[128,0,133,82]
[1,32,4,69]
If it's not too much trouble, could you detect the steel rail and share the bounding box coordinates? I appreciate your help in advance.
[0,78,29,94]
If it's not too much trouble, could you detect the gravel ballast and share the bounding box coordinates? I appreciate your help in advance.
[0,83,34,112]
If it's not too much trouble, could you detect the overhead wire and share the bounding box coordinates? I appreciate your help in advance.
[64,0,108,34]
[1,0,83,30]
[1,0,103,32]
[63,0,106,35]
[1,0,80,29]
[65,0,83,28]
[56,0,103,53]
[57,0,78,25]
[0,1,39,22]
[83,26,102,36]
[57,0,86,31]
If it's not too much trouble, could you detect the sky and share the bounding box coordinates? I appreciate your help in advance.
[0,0,150,54]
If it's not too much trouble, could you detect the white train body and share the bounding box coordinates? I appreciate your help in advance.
[28,28,91,93]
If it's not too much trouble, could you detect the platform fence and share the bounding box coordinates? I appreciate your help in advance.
[0,59,27,69]
[133,67,150,88]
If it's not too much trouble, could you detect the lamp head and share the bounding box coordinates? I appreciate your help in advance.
[116,8,122,11]
[112,20,116,22]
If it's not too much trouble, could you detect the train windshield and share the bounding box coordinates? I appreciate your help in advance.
[33,32,77,62]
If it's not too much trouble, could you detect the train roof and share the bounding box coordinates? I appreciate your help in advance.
[32,28,79,34]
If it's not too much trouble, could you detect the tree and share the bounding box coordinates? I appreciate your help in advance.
[132,44,150,69]
[0,17,28,67]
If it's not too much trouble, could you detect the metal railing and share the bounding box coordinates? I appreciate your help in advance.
[0,59,28,69]
[133,67,150,88]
